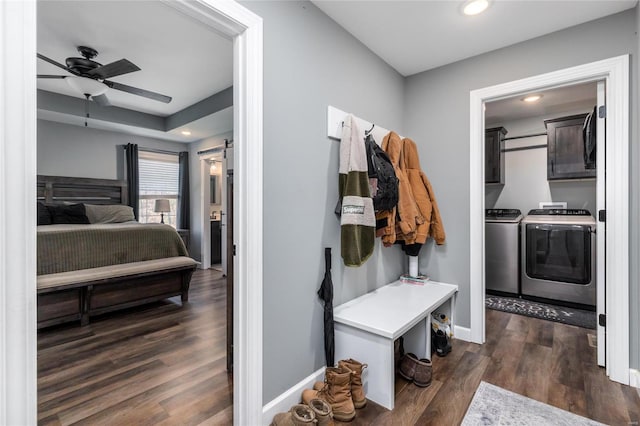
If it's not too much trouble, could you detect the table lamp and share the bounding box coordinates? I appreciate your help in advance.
[154,199,171,224]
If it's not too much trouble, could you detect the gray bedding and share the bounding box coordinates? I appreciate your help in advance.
[37,222,188,275]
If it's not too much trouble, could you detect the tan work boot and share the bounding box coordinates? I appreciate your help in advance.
[307,398,334,426]
[301,366,355,422]
[270,404,316,426]
[338,358,367,409]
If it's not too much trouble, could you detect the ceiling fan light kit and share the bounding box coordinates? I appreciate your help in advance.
[65,76,107,97]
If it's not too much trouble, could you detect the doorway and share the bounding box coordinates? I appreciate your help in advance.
[0,1,264,425]
[483,81,603,364]
[469,55,630,385]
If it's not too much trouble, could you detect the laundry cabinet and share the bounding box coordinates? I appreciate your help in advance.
[545,113,595,180]
[485,127,507,184]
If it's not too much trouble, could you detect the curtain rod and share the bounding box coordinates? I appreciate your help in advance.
[137,147,182,155]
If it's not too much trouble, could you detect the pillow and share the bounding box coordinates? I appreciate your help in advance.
[37,202,52,225]
[47,203,90,224]
[84,204,136,224]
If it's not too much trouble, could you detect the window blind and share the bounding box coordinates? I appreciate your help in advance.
[139,153,179,195]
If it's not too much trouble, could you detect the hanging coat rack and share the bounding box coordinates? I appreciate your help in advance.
[327,106,402,145]
[327,105,421,277]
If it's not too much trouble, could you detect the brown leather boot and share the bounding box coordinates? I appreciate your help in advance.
[270,404,316,426]
[307,398,333,426]
[338,358,367,408]
[301,366,355,422]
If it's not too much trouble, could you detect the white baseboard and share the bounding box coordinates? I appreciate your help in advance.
[453,325,472,342]
[262,367,325,425]
[630,369,640,389]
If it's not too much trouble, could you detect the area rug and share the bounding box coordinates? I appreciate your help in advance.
[462,381,604,425]
[485,295,596,329]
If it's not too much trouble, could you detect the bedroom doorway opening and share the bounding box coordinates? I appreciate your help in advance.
[1,1,264,425]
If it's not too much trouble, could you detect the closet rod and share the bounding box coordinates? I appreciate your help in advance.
[138,147,181,155]
[503,132,547,141]
[502,144,547,153]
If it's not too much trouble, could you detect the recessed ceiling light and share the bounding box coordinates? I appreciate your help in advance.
[522,95,543,103]
[463,0,489,16]
[181,130,192,136]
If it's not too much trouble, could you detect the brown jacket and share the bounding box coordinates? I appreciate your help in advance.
[402,138,446,245]
[377,132,445,246]
[377,131,422,246]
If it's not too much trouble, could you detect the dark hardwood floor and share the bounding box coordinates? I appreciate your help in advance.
[39,271,640,426]
[337,308,640,426]
[38,268,232,426]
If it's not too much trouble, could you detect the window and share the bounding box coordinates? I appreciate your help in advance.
[138,150,179,228]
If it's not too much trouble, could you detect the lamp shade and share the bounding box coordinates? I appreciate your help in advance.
[154,199,171,213]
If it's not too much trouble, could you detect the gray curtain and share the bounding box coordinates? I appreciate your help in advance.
[125,143,139,220]
[178,151,190,229]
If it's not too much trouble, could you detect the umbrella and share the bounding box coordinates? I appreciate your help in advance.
[317,247,335,367]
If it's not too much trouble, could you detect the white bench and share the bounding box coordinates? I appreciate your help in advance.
[333,280,458,410]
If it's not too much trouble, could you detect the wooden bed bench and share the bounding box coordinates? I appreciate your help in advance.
[37,257,198,328]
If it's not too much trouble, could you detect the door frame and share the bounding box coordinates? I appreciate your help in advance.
[0,0,264,424]
[469,55,629,384]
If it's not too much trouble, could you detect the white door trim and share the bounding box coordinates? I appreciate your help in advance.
[1,0,264,424]
[469,55,629,385]
[0,1,38,424]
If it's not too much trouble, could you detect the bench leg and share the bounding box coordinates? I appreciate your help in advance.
[80,285,92,326]
[181,270,194,303]
[335,323,395,410]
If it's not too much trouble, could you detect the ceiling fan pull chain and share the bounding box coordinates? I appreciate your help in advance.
[84,94,90,127]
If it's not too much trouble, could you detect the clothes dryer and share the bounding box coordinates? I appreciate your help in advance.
[520,209,596,307]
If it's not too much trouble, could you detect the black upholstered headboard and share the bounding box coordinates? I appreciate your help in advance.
[37,175,128,205]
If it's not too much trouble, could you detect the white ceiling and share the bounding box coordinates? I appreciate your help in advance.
[37,0,233,117]
[312,0,637,76]
[37,0,635,141]
[485,82,596,124]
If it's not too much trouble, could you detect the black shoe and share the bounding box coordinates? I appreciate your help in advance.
[434,329,452,357]
[430,328,437,354]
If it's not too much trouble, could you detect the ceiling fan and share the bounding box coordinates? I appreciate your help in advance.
[37,45,172,106]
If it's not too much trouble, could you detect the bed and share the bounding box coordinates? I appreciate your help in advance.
[36,175,197,328]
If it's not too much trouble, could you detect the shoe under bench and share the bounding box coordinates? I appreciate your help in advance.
[333,280,458,410]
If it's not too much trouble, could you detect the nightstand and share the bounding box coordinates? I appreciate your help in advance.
[177,229,190,253]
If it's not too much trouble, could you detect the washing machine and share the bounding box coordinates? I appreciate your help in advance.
[485,209,522,295]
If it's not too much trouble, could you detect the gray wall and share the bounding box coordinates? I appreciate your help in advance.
[486,110,596,215]
[37,119,186,180]
[404,9,638,367]
[241,1,406,403]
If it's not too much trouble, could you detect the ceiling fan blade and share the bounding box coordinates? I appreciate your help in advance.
[103,80,172,104]
[91,93,111,107]
[86,59,141,80]
[37,53,79,75]
[37,74,67,79]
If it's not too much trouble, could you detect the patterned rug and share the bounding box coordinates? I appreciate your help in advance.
[462,381,604,425]
[485,295,596,329]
